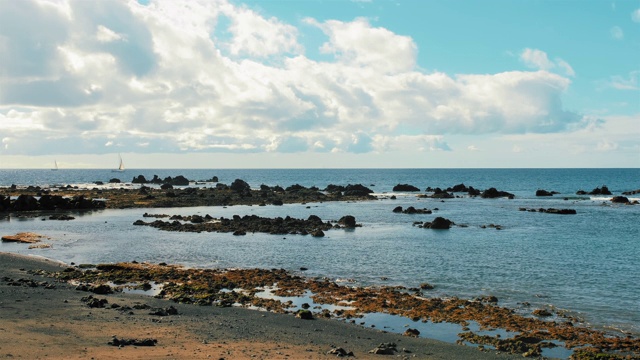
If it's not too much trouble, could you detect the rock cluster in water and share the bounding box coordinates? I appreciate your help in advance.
[392,206,433,214]
[576,186,612,195]
[0,194,105,212]
[134,213,359,236]
[518,208,577,214]
[1,179,376,210]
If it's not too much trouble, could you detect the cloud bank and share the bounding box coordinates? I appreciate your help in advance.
[0,0,591,158]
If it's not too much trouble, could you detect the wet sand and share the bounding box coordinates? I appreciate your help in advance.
[0,252,519,360]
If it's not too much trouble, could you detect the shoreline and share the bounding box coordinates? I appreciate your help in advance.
[2,252,639,359]
[0,252,520,360]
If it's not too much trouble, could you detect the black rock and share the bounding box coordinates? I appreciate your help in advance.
[424,217,454,229]
[589,186,612,195]
[611,196,630,204]
[536,189,554,197]
[393,184,421,192]
[481,188,514,199]
[338,215,357,228]
[230,179,251,193]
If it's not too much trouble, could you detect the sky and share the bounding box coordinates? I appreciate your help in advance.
[0,0,638,169]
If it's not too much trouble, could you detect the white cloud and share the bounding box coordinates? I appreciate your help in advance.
[96,25,124,43]
[520,48,554,70]
[0,0,592,160]
[596,139,618,151]
[222,4,302,57]
[610,26,624,40]
[500,114,639,161]
[610,71,639,90]
[305,17,417,74]
[633,9,640,22]
[556,59,575,77]
[372,135,451,152]
[520,48,575,77]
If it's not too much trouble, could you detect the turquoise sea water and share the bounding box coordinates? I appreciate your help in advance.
[1,168,639,339]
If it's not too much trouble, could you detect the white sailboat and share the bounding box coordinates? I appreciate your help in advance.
[112,154,125,172]
[51,160,59,171]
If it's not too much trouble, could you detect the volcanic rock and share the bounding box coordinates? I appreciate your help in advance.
[393,184,421,192]
[423,217,453,229]
[338,215,357,228]
[481,188,514,199]
[611,196,630,204]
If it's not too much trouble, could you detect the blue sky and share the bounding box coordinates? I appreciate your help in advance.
[0,0,638,168]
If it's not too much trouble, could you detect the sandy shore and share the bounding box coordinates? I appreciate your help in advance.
[0,252,523,360]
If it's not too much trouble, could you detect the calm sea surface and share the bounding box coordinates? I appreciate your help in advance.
[1,168,639,337]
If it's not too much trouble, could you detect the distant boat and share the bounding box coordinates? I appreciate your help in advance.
[51,160,58,171]
[112,154,125,172]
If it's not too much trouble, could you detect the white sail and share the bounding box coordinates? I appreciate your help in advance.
[51,160,58,171]
[112,155,125,172]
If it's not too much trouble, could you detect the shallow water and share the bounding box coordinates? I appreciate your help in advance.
[1,168,638,338]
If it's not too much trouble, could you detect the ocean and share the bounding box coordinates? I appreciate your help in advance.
[1,168,638,339]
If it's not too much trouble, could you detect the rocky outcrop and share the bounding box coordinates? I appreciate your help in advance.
[481,188,515,199]
[423,217,454,229]
[429,188,454,199]
[310,229,325,237]
[327,348,354,357]
[132,175,148,184]
[519,208,577,214]
[622,189,640,195]
[392,206,432,214]
[403,328,420,337]
[230,179,251,193]
[338,215,358,228]
[446,183,469,192]
[535,189,558,197]
[323,184,374,197]
[1,232,48,243]
[2,182,376,210]
[393,184,421,192]
[467,186,481,196]
[132,174,190,186]
[587,186,612,195]
[369,343,397,355]
[133,213,353,236]
[611,196,630,204]
[0,194,105,212]
[295,309,314,320]
[343,184,374,197]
